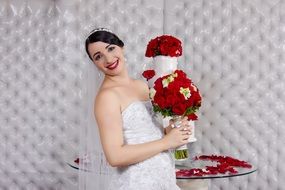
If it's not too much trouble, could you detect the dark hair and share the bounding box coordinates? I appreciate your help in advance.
[85,30,124,60]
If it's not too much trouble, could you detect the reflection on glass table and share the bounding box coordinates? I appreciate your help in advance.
[67,159,92,172]
[175,155,257,190]
[67,162,80,170]
[175,159,257,179]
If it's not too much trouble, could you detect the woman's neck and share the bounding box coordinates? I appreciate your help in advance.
[103,69,131,87]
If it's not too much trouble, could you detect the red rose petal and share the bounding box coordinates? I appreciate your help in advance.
[176,154,253,177]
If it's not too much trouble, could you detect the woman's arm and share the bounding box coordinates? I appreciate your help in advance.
[94,90,190,167]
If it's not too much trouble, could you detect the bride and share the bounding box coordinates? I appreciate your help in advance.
[84,28,192,190]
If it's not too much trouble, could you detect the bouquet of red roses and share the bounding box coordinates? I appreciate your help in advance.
[145,35,182,57]
[150,70,201,120]
[149,69,202,160]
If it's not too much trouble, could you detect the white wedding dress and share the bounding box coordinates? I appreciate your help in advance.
[107,100,180,190]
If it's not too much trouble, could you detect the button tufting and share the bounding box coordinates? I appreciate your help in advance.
[0,0,283,189]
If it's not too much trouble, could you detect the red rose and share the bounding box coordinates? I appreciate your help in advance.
[165,94,176,107]
[187,113,198,120]
[145,35,182,57]
[175,70,187,78]
[165,37,182,57]
[145,39,159,57]
[166,92,181,107]
[154,93,167,109]
[142,70,155,81]
[153,77,164,92]
[172,102,187,115]
[167,81,178,92]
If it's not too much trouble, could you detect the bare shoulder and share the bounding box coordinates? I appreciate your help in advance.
[94,88,120,116]
[131,79,149,100]
[133,79,149,91]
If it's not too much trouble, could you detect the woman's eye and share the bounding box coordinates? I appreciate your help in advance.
[95,54,101,61]
[108,46,115,51]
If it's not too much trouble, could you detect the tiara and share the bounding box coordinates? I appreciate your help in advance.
[87,28,113,38]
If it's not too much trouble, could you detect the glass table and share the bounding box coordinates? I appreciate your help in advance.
[67,162,81,170]
[175,158,257,190]
[68,156,257,190]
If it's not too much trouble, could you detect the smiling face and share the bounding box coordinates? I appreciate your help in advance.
[88,41,125,76]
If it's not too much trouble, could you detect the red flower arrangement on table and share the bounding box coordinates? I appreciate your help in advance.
[176,155,253,177]
[145,35,182,58]
[142,35,182,81]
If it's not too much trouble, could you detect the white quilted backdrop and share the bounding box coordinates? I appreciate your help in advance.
[0,0,284,189]
[164,0,285,189]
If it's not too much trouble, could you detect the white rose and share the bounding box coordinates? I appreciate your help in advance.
[149,88,156,100]
[180,87,191,100]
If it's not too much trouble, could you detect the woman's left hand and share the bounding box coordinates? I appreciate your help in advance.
[164,116,190,134]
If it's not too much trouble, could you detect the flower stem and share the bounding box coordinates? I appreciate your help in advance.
[174,148,188,160]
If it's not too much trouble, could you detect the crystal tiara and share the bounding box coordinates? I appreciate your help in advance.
[87,28,113,38]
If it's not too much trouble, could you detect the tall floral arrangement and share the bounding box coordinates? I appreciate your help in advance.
[143,35,202,160]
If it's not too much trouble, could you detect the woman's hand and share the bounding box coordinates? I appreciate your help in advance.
[162,116,192,149]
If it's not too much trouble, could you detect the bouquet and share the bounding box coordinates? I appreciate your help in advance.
[149,70,202,160]
[150,70,201,120]
[145,35,182,57]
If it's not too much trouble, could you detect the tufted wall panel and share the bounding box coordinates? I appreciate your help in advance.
[1,0,284,189]
[164,0,285,189]
[0,0,85,189]
[0,0,163,189]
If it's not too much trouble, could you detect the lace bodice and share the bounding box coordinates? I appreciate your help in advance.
[122,100,163,144]
[108,101,180,190]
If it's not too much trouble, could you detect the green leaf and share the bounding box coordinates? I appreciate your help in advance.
[184,106,200,116]
[153,105,173,117]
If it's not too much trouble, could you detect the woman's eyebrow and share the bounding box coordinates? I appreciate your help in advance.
[92,44,112,59]
[105,44,111,49]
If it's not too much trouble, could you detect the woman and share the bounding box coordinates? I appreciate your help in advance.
[85,28,191,190]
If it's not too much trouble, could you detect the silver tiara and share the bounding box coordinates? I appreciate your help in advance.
[87,28,113,38]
